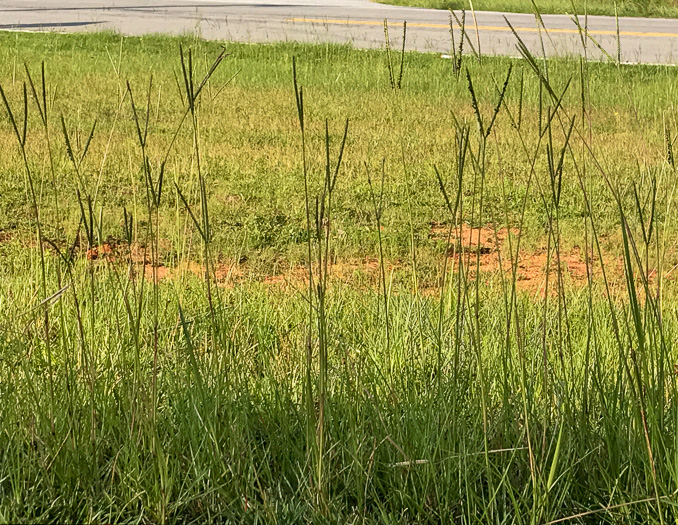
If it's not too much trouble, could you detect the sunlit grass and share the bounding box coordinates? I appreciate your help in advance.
[377,0,678,18]
[1,30,678,523]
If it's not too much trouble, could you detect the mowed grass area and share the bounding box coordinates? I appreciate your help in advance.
[2,29,678,523]
[377,0,678,18]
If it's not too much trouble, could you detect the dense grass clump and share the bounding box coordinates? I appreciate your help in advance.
[2,30,678,523]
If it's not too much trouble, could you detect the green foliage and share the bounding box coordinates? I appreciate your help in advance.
[1,30,678,524]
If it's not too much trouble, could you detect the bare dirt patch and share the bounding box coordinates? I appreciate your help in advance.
[430,221,518,250]
[73,227,635,296]
[0,230,15,244]
[86,243,114,260]
[429,222,626,294]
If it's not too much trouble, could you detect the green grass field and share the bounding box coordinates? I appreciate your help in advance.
[377,0,678,18]
[2,30,678,523]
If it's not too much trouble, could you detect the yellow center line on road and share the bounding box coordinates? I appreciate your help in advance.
[286,17,678,38]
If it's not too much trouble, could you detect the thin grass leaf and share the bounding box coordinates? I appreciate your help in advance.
[331,119,349,191]
[24,63,45,125]
[127,81,146,149]
[384,19,395,89]
[547,424,564,492]
[398,21,406,89]
[451,10,478,61]
[79,118,98,166]
[179,44,193,111]
[505,17,559,101]
[292,57,304,132]
[175,181,206,241]
[193,47,228,102]
[665,121,674,168]
[615,1,621,65]
[177,300,206,398]
[21,83,27,148]
[466,68,484,138]
[0,83,22,145]
[485,64,512,138]
[60,115,77,168]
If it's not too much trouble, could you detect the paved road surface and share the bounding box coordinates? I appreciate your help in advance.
[1,0,678,64]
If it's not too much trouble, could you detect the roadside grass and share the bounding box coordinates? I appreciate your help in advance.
[1,32,676,275]
[2,30,678,523]
[376,0,678,18]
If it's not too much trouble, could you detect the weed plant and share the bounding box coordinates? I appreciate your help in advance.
[1,23,678,524]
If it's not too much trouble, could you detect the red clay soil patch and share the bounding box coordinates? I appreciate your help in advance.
[438,247,597,295]
[430,222,624,294]
[0,230,14,244]
[85,241,135,262]
[78,233,630,295]
[514,250,591,290]
[260,251,597,296]
[81,242,245,285]
[86,243,114,260]
[79,245,387,289]
[430,222,519,250]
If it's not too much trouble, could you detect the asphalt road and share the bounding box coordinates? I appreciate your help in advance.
[1,0,678,64]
